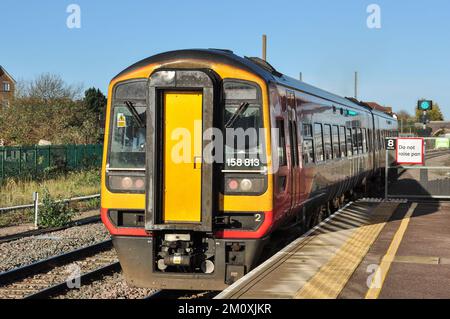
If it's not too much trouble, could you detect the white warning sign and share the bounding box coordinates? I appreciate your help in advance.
[396,138,424,165]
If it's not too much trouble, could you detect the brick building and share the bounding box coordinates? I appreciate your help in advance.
[0,65,16,109]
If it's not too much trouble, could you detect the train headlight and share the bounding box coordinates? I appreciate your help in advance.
[108,175,146,192]
[240,179,253,192]
[121,177,133,189]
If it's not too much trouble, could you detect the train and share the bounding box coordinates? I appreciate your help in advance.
[100,49,398,290]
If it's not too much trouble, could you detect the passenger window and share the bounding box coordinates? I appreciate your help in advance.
[358,128,364,153]
[363,129,368,152]
[302,123,313,137]
[352,128,358,154]
[276,119,287,167]
[346,128,353,156]
[302,124,314,164]
[340,126,347,157]
[332,125,340,158]
[302,140,314,164]
[314,123,324,162]
[323,124,332,160]
[367,129,371,152]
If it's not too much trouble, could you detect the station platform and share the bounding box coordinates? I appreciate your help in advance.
[215,199,450,299]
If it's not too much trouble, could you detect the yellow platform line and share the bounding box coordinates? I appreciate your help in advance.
[365,202,417,299]
[295,203,398,299]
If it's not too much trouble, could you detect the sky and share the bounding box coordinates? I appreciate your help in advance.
[1,0,449,119]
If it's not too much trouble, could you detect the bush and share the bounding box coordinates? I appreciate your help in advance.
[38,189,76,228]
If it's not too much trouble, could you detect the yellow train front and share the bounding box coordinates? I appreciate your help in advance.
[101,49,274,290]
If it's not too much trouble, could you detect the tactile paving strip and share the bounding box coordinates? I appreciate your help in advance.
[295,202,399,299]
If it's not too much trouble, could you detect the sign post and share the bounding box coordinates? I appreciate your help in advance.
[33,192,39,229]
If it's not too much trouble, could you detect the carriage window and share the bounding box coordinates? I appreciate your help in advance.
[314,123,324,162]
[340,126,347,157]
[302,123,313,137]
[358,128,364,153]
[367,129,372,152]
[352,128,358,154]
[332,125,340,158]
[363,128,368,152]
[302,139,314,164]
[347,128,353,156]
[323,124,332,160]
[302,123,315,164]
[276,119,287,167]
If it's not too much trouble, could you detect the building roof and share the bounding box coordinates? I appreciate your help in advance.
[0,65,16,83]
[361,101,392,113]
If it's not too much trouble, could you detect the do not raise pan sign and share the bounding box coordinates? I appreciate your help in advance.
[396,138,424,165]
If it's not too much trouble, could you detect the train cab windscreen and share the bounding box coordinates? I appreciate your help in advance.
[108,80,147,169]
[223,81,265,171]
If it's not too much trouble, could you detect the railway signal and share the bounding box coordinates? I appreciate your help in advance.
[417,100,432,111]
[417,99,433,128]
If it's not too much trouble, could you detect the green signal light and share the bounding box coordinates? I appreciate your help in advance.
[418,100,433,111]
[421,101,430,110]
[346,110,358,116]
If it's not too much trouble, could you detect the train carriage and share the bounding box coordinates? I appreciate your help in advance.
[101,49,398,290]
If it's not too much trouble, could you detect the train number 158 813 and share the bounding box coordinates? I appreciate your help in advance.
[226,158,260,167]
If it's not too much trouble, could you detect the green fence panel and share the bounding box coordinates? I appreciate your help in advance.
[0,144,103,182]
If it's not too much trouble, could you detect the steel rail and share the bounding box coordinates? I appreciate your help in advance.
[0,239,112,286]
[0,215,101,244]
[24,261,121,299]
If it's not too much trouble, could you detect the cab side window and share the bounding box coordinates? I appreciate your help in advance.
[276,119,287,167]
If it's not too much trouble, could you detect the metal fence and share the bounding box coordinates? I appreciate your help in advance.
[0,144,103,182]
[385,137,450,199]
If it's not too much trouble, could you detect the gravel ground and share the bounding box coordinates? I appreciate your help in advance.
[57,272,156,299]
[0,249,118,299]
[0,222,110,272]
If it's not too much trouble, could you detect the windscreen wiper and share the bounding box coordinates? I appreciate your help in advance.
[124,100,145,128]
[225,102,249,128]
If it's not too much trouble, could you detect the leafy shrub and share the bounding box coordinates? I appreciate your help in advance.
[38,189,76,228]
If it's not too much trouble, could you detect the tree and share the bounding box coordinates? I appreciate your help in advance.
[396,110,414,121]
[17,73,83,101]
[415,102,444,122]
[83,87,106,115]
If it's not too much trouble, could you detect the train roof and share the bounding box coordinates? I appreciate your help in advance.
[114,49,395,119]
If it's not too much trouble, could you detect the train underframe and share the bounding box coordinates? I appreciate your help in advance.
[112,234,269,290]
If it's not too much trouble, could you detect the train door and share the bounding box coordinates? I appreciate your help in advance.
[287,91,300,213]
[163,91,202,223]
[146,70,215,232]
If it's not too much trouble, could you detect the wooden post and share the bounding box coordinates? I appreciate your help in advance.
[262,34,267,61]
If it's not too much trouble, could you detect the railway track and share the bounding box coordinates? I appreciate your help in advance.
[0,239,119,299]
[0,215,101,244]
